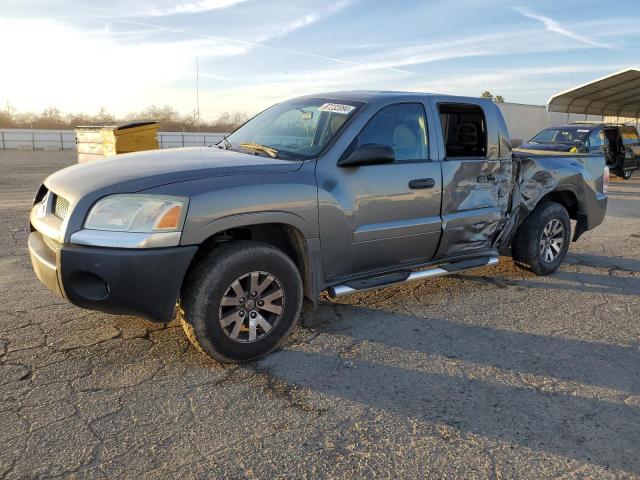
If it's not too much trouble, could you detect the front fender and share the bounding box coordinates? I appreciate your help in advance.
[138,160,320,245]
[182,210,315,245]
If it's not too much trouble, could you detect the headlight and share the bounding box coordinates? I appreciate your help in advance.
[85,194,188,233]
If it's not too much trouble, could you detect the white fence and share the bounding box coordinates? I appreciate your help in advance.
[0,129,228,151]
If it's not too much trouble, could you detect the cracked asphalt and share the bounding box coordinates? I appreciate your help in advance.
[1,150,639,479]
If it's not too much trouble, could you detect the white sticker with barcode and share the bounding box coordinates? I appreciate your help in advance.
[318,103,355,114]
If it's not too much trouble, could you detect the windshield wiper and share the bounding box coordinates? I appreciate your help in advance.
[239,143,279,158]
[217,136,232,150]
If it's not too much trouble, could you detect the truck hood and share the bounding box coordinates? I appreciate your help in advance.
[45,147,303,202]
[518,142,576,152]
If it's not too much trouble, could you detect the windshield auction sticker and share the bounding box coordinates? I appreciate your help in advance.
[319,103,355,115]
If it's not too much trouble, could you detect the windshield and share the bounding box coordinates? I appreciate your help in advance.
[223,98,363,159]
[530,126,591,145]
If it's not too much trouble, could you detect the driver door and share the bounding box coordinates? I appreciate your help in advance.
[317,102,443,281]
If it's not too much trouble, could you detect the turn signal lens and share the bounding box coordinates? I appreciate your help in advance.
[603,166,609,194]
[156,205,182,230]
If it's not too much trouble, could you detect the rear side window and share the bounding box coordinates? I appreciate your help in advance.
[621,127,639,145]
[438,103,487,158]
[355,103,429,162]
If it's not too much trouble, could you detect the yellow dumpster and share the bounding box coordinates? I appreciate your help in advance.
[76,121,159,163]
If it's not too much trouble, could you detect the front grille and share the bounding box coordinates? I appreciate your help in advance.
[53,195,70,219]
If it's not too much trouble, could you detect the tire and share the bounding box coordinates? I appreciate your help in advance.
[512,202,571,276]
[179,241,303,363]
[622,169,633,180]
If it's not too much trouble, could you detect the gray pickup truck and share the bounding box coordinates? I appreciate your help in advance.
[28,91,608,362]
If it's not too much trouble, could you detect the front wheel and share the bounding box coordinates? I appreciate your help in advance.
[512,202,571,276]
[622,169,633,180]
[180,242,303,363]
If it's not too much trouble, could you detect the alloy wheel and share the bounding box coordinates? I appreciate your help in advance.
[218,271,285,343]
[539,218,565,263]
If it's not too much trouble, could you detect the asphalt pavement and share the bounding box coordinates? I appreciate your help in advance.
[1,150,639,479]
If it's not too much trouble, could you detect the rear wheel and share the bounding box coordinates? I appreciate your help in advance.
[180,241,303,363]
[622,169,633,179]
[512,202,571,276]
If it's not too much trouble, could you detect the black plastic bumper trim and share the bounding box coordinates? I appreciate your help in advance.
[29,231,198,322]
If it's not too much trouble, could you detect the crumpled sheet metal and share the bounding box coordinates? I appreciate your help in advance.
[439,159,513,255]
[494,155,560,248]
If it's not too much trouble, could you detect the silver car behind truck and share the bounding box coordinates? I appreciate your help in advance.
[28,91,608,362]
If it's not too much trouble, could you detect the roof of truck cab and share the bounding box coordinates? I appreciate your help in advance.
[293,90,488,103]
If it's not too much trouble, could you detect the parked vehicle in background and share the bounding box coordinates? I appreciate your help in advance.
[28,92,608,363]
[518,122,640,179]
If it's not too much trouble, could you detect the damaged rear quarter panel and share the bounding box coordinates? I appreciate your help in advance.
[499,152,606,246]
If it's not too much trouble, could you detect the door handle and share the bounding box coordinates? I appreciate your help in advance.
[409,178,435,189]
[477,174,497,183]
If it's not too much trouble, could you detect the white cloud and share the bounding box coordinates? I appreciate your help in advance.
[2,2,629,121]
[259,0,353,40]
[0,1,359,117]
[0,18,247,114]
[150,0,248,16]
[253,27,599,82]
[513,7,610,48]
[129,0,360,69]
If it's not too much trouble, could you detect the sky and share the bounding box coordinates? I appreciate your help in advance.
[1,0,639,120]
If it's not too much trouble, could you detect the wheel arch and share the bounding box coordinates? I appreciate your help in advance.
[181,217,323,311]
[536,187,589,241]
[538,188,579,220]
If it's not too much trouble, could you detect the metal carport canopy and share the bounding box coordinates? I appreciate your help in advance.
[547,68,640,118]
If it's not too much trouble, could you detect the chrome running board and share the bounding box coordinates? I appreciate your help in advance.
[327,256,499,298]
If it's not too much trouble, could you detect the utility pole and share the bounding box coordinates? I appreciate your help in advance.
[196,56,200,133]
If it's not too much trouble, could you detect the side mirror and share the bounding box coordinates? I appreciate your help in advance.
[338,143,395,167]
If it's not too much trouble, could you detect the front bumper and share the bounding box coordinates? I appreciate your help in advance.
[28,231,197,322]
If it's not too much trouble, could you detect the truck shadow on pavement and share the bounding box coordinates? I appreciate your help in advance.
[260,303,640,474]
[456,252,640,298]
[565,252,640,272]
[457,269,640,297]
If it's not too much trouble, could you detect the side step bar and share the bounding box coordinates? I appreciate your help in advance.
[328,256,499,297]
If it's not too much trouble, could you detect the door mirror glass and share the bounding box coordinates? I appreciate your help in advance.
[338,143,395,167]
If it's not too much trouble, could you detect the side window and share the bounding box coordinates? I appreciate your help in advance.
[356,103,429,162]
[438,103,487,158]
[588,128,604,149]
[621,127,639,145]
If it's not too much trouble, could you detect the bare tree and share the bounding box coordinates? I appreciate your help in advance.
[96,107,115,125]
[0,105,248,132]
